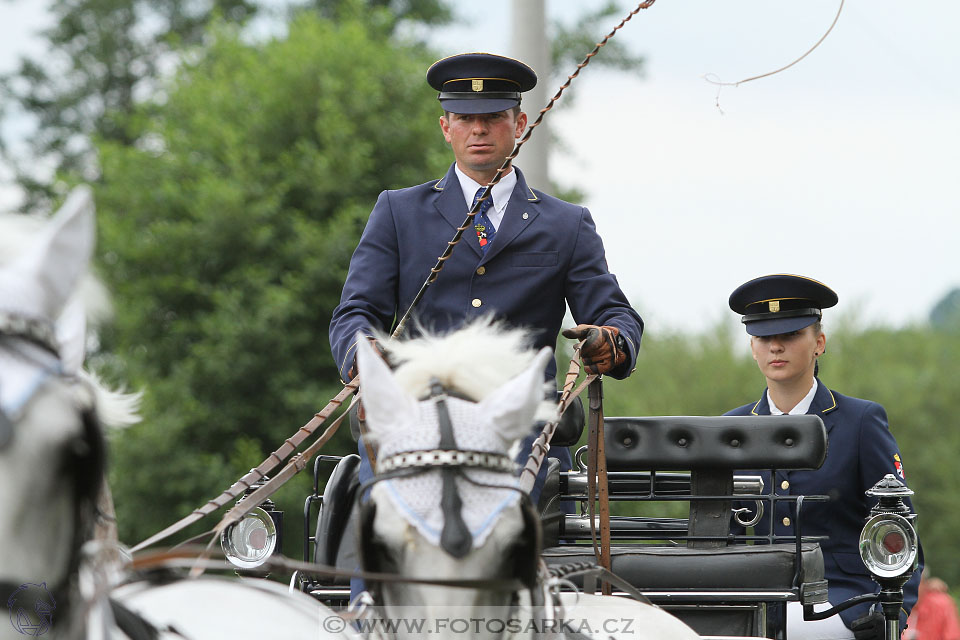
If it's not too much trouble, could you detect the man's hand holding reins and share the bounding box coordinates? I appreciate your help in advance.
[347,336,386,381]
[562,324,627,375]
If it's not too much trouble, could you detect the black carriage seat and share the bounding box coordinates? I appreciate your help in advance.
[543,542,824,590]
[314,454,361,584]
[551,394,585,449]
[542,414,829,592]
[535,396,584,529]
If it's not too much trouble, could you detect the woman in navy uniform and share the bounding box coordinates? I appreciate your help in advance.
[726,274,922,640]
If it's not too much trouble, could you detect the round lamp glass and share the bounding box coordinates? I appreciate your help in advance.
[859,513,917,578]
[221,507,277,569]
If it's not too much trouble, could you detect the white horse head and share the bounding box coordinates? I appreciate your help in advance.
[0,189,352,640]
[355,321,553,636]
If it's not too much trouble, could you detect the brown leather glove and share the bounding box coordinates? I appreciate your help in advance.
[561,324,627,375]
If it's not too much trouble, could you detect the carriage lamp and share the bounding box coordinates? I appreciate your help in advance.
[858,473,919,639]
[859,474,918,581]
[807,474,919,630]
[221,476,283,571]
[859,512,917,579]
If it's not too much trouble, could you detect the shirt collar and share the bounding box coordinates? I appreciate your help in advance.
[454,164,516,217]
[768,378,819,415]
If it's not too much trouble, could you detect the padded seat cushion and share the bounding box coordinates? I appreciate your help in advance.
[314,454,361,583]
[605,415,827,471]
[542,543,824,590]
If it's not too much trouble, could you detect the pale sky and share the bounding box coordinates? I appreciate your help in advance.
[2,1,957,335]
[435,1,960,334]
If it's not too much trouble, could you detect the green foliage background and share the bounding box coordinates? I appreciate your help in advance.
[93,11,452,552]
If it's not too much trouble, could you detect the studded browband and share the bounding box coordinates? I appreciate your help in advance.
[376,449,518,475]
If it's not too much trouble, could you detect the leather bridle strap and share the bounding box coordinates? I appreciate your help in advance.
[431,380,473,557]
[392,0,657,339]
[211,393,357,536]
[519,345,596,493]
[132,379,359,552]
[585,378,612,595]
[129,549,525,593]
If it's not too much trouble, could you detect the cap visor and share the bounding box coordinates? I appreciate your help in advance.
[439,98,518,114]
[745,315,818,337]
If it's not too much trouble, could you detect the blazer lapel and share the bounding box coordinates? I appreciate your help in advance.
[433,164,482,259]
[808,377,839,434]
[750,391,771,415]
[481,167,541,265]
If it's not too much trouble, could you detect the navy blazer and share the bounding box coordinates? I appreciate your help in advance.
[727,379,922,628]
[329,164,643,382]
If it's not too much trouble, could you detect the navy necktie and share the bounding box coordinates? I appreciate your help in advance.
[472,187,496,254]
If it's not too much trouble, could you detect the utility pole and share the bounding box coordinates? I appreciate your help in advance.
[510,0,551,192]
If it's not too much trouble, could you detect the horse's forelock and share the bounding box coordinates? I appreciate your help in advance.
[381,319,542,401]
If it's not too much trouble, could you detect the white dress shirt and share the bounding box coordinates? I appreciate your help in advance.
[453,164,517,231]
[768,378,819,415]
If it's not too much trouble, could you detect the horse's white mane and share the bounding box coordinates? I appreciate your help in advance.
[378,317,553,412]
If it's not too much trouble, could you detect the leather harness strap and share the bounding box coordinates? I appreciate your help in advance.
[130,550,525,593]
[132,379,358,553]
[213,394,357,535]
[519,346,596,494]
[358,404,378,474]
[586,377,612,595]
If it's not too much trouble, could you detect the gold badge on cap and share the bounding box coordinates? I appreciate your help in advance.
[769,300,780,313]
[472,79,483,92]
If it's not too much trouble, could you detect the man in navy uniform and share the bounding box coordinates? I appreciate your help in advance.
[726,274,922,640]
[329,52,643,491]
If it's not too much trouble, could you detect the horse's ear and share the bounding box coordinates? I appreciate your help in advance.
[0,185,94,323]
[356,334,415,438]
[480,347,552,443]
